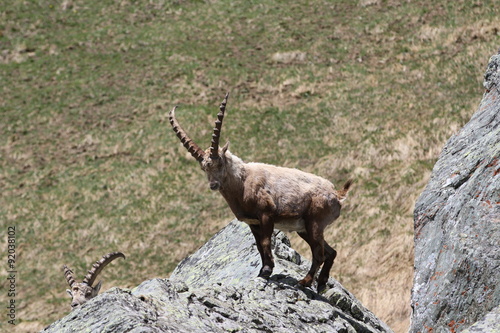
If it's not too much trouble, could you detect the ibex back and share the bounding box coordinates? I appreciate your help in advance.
[169,93,352,292]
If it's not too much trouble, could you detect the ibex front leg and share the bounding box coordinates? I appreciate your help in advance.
[250,214,275,278]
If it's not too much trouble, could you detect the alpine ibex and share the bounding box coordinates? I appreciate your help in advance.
[63,252,125,309]
[169,93,352,292]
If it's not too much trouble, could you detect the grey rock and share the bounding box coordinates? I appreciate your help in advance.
[410,53,500,332]
[43,220,392,333]
[462,305,500,333]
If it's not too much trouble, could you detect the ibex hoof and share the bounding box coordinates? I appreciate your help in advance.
[297,277,313,288]
[258,266,273,279]
[317,284,327,294]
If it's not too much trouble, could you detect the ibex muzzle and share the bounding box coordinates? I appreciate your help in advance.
[169,93,352,292]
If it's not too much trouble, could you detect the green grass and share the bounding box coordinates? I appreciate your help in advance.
[1,1,499,331]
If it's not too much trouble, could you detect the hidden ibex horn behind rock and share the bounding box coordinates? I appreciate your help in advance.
[63,252,126,309]
[169,93,352,292]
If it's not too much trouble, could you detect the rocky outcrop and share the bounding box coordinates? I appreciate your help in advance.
[411,53,500,332]
[43,220,392,333]
[461,305,500,333]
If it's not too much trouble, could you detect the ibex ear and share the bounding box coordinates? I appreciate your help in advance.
[66,289,73,298]
[94,281,102,294]
[222,141,230,155]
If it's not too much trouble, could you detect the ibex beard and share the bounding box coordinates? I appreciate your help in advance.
[169,93,352,292]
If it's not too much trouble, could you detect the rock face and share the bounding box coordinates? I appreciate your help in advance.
[43,220,392,333]
[461,305,500,333]
[411,53,500,332]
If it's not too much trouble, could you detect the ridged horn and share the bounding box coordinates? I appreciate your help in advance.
[169,106,206,163]
[210,92,229,160]
[82,252,126,287]
[63,265,76,288]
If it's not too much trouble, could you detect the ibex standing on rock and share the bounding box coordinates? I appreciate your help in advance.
[169,93,352,292]
[63,252,126,309]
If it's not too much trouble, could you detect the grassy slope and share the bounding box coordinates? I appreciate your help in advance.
[1,1,499,332]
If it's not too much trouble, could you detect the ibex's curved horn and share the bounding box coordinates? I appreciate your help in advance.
[169,106,206,163]
[210,92,229,160]
[63,265,76,288]
[82,252,126,287]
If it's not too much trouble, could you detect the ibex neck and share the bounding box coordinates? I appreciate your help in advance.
[217,152,248,220]
[221,151,246,192]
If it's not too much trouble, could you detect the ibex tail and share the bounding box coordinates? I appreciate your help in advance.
[337,179,354,203]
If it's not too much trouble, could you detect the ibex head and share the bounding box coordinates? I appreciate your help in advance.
[169,93,231,191]
[63,252,125,309]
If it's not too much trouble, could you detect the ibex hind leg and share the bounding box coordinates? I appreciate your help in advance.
[317,241,336,293]
[296,230,326,288]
